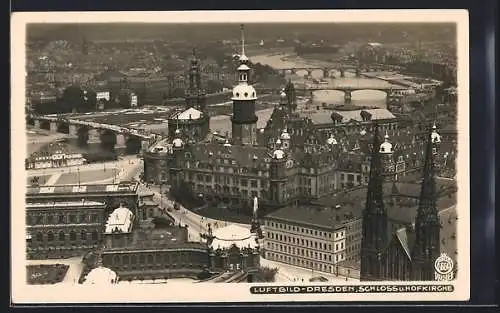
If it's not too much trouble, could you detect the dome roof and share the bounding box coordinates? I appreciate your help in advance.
[280,128,291,140]
[431,124,441,143]
[327,134,337,145]
[273,149,285,159]
[237,64,251,71]
[232,84,257,100]
[379,133,393,154]
[84,267,118,285]
[105,206,134,234]
[172,138,184,148]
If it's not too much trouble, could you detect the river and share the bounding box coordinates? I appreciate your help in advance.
[250,53,390,108]
[204,53,395,136]
[38,53,392,155]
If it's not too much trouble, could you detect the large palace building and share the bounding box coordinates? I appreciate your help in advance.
[142,25,456,217]
[26,200,107,259]
[90,206,261,282]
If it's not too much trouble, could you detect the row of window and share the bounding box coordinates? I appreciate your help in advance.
[266,252,345,271]
[191,174,266,189]
[185,161,270,174]
[28,230,99,243]
[103,252,207,266]
[266,233,346,251]
[191,183,262,199]
[267,242,345,261]
[265,222,345,240]
[26,213,100,226]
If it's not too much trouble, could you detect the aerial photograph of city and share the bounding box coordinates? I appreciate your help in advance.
[21,17,460,290]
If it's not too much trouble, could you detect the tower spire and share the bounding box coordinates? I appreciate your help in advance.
[411,132,441,281]
[240,24,246,58]
[360,122,389,281]
[365,124,385,214]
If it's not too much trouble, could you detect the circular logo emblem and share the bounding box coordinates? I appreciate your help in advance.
[434,253,454,275]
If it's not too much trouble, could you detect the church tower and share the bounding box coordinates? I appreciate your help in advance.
[379,132,396,182]
[185,48,206,112]
[360,123,389,281]
[411,130,441,281]
[269,139,287,208]
[168,129,186,197]
[231,24,258,146]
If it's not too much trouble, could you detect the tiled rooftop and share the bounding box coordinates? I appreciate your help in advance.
[265,204,361,230]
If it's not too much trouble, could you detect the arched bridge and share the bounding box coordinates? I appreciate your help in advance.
[27,114,159,154]
[258,82,408,103]
[278,63,401,79]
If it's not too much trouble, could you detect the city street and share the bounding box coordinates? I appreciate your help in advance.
[260,257,359,283]
[144,184,250,242]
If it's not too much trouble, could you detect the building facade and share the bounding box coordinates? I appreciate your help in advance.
[98,210,260,281]
[26,152,86,170]
[26,200,107,259]
[263,205,362,276]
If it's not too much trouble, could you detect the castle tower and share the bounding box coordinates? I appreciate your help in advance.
[284,80,297,112]
[280,128,291,150]
[185,48,206,111]
[360,124,389,281]
[168,129,185,195]
[411,131,441,281]
[379,132,395,181]
[269,139,287,208]
[231,24,258,146]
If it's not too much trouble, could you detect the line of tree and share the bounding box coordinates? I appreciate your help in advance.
[33,85,97,114]
[32,85,138,115]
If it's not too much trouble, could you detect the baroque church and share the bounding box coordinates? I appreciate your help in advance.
[360,123,442,281]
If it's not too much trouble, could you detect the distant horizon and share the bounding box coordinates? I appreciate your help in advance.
[27,22,456,43]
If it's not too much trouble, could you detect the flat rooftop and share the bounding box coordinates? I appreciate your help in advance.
[26,182,139,196]
[103,226,205,251]
[27,200,106,210]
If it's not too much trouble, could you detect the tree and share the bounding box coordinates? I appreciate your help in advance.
[118,91,131,108]
[84,89,97,111]
[62,85,85,113]
[254,267,278,282]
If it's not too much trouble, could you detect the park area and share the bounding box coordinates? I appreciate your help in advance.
[27,175,51,186]
[27,264,69,285]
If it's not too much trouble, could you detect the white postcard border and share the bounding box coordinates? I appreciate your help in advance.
[11,9,470,303]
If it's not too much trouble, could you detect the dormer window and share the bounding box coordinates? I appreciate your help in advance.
[244,92,248,97]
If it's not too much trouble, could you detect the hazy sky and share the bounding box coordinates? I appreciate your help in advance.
[27,22,456,44]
